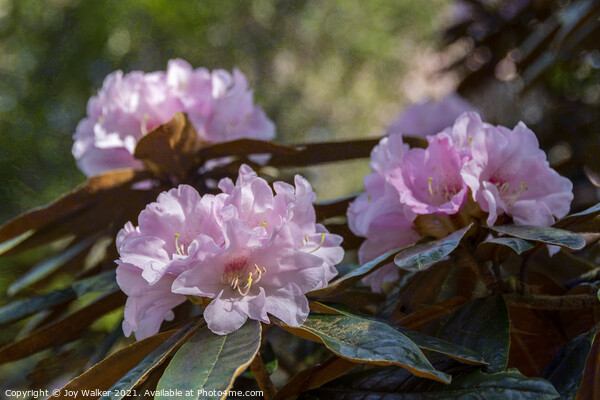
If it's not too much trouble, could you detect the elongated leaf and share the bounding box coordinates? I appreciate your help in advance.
[0,169,140,245]
[0,287,75,325]
[0,290,126,364]
[269,138,382,167]
[394,224,474,271]
[555,202,600,232]
[309,247,407,298]
[7,234,99,296]
[541,327,596,400]
[101,321,204,400]
[0,270,117,326]
[487,225,585,250]
[477,237,536,260]
[396,328,486,366]
[576,326,600,400]
[155,320,261,400]
[276,314,450,383]
[0,230,35,255]
[310,302,485,366]
[308,368,559,399]
[196,138,296,160]
[72,270,118,297]
[437,295,510,373]
[53,330,176,400]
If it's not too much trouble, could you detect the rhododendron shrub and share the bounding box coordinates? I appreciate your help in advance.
[116,165,343,338]
[72,59,275,177]
[2,58,598,400]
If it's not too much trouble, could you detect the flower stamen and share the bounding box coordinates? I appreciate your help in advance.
[174,233,186,256]
[238,272,253,296]
[307,233,326,253]
[222,264,267,297]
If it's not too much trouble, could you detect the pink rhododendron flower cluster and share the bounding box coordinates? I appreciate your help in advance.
[73,59,275,177]
[116,165,343,339]
[348,111,573,291]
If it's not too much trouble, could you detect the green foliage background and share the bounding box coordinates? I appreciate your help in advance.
[0,0,443,224]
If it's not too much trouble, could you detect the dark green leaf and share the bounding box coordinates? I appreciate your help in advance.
[486,225,585,250]
[277,314,451,383]
[0,290,126,364]
[541,327,597,399]
[7,234,99,296]
[477,237,536,260]
[55,329,177,399]
[437,295,510,373]
[0,287,75,325]
[308,369,559,399]
[555,202,600,232]
[155,320,261,400]
[72,270,117,298]
[396,328,486,366]
[0,230,35,255]
[0,270,116,326]
[311,302,485,366]
[309,246,407,298]
[576,326,600,400]
[101,321,204,400]
[394,224,474,271]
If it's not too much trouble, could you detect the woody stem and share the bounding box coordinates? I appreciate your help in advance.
[250,352,277,400]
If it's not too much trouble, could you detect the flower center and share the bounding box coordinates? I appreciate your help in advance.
[427,177,459,204]
[174,233,196,256]
[221,256,266,296]
[495,181,528,206]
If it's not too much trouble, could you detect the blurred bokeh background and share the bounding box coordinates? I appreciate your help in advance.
[0,0,446,225]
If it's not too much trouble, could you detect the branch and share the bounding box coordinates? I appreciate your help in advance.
[250,352,277,400]
[504,293,600,310]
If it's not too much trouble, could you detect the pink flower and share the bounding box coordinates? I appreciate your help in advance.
[461,118,573,226]
[116,166,343,338]
[347,135,408,237]
[173,166,343,335]
[387,133,468,220]
[115,185,226,340]
[347,136,421,292]
[354,194,420,292]
[73,59,275,177]
[442,111,485,160]
[387,94,476,138]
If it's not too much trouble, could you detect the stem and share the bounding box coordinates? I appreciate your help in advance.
[457,246,510,293]
[504,293,600,310]
[250,352,277,400]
